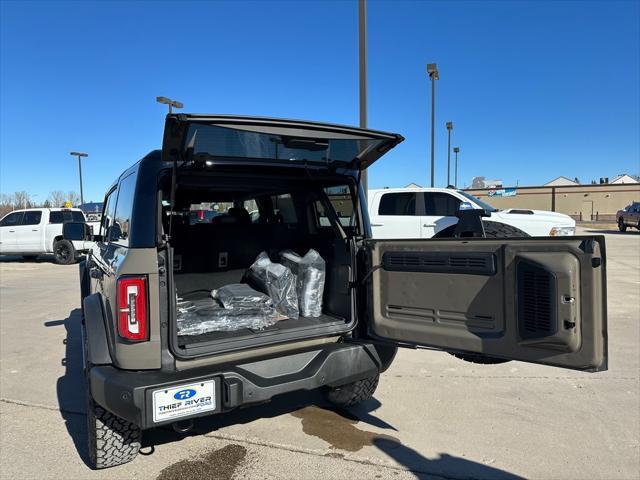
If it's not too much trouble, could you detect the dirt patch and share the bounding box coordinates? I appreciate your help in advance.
[156,444,247,480]
[291,406,400,452]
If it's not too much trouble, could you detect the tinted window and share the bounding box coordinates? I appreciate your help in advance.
[0,211,24,227]
[49,210,85,224]
[100,190,117,236]
[112,173,136,245]
[184,124,387,165]
[314,185,357,231]
[378,192,416,215]
[22,211,42,225]
[49,211,63,224]
[424,192,461,216]
[272,194,297,223]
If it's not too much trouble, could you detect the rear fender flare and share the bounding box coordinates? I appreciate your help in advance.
[83,293,113,365]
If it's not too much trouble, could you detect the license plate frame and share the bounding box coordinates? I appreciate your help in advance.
[152,379,217,423]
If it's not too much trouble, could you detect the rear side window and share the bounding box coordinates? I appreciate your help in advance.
[378,192,416,216]
[313,185,357,232]
[112,173,136,245]
[49,210,85,224]
[0,211,24,226]
[100,190,117,236]
[272,194,297,224]
[424,192,461,216]
[49,211,63,224]
[22,211,42,225]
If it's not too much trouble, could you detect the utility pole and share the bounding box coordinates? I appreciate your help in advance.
[427,64,439,187]
[446,121,453,186]
[453,146,460,188]
[359,0,368,198]
[70,151,88,206]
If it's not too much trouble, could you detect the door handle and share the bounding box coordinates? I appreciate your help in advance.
[423,224,435,227]
[9,230,15,232]
[32,229,39,232]
[371,223,384,227]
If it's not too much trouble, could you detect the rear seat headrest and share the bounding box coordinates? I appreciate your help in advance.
[228,207,251,224]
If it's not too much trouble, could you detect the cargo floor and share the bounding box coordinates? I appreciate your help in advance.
[175,290,346,351]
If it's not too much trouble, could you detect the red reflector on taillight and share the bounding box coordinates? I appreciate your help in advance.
[117,276,148,341]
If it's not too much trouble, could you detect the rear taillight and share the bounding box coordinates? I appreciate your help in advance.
[117,276,148,341]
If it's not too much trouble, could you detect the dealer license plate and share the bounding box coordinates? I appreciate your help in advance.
[152,380,216,423]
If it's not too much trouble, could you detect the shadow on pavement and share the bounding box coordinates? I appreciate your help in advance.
[48,309,524,479]
[47,308,92,468]
[373,437,524,479]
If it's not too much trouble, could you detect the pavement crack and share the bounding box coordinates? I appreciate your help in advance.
[0,397,84,416]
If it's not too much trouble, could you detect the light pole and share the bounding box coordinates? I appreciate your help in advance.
[446,121,453,186]
[453,146,460,188]
[358,0,368,198]
[70,151,88,206]
[156,96,184,114]
[427,63,439,187]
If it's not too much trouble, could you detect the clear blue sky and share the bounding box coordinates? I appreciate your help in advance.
[1,0,638,203]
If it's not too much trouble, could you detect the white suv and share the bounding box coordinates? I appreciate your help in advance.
[368,187,576,239]
[0,208,93,263]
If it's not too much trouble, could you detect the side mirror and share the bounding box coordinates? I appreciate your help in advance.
[63,222,91,241]
[106,224,122,242]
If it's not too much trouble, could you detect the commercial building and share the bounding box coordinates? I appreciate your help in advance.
[465,183,639,221]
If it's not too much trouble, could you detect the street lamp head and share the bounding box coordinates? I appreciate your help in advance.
[446,121,453,130]
[427,63,439,80]
[156,96,183,109]
[453,147,460,153]
[70,151,88,157]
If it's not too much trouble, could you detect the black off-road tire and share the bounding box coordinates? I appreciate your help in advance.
[324,374,380,407]
[433,220,529,239]
[86,395,141,469]
[53,239,77,265]
[618,219,627,232]
[434,219,528,365]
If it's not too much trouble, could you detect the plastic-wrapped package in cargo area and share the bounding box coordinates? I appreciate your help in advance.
[280,249,326,317]
[176,295,281,335]
[245,252,299,320]
[211,283,272,309]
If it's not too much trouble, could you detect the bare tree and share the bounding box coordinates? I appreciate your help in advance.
[67,191,81,207]
[0,193,14,217]
[48,190,66,207]
[13,191,31,209]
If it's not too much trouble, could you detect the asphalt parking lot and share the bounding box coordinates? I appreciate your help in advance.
[1,228,638,480]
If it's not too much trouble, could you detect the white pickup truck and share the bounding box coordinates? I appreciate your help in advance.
[368,187,576,239]
[0,208,93,264]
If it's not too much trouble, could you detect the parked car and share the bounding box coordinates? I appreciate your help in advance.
[616,202,640,232]
[64,114,607,469]
[0,207,93,263]
[368,187,576,239]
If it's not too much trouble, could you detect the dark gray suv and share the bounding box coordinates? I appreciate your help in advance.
[65,114,608,469]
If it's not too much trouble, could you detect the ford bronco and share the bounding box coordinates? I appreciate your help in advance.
[64,114,608,469]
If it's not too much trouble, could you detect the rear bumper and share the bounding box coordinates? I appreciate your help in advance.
[89,341,382,429]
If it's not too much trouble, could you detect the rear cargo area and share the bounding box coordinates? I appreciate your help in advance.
[163,169,357,356]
